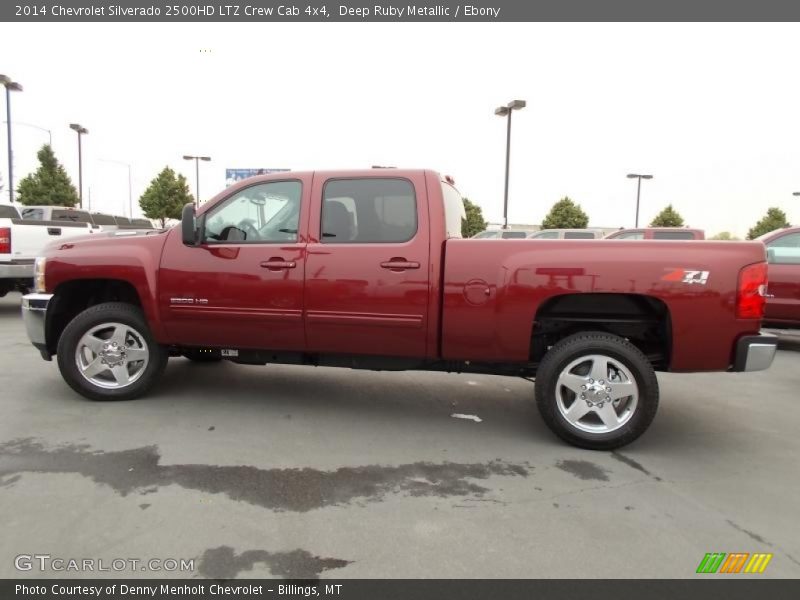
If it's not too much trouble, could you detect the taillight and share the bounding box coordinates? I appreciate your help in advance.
[736,262,768,319]
[0,227,10,254]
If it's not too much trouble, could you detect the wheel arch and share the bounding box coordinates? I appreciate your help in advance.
[46,279,146,357]
[531,293,673,371]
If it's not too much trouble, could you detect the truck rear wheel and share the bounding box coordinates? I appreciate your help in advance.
[534,332,659,450]
[56,302,168,401]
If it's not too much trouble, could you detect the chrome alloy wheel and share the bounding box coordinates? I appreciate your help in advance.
[555,354,639,434]
[74,322,150,389]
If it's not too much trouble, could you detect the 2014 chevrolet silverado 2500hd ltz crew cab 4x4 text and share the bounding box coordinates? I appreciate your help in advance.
[20,170,777,449]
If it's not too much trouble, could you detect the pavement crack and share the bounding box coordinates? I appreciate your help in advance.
[610,451,663,481]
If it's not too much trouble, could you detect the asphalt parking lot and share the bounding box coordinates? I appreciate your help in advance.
[0,292,799,579]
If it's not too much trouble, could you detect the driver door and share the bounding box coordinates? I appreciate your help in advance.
[159,177,310,350]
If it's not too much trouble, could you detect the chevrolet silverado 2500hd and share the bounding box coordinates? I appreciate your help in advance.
[21,170,777,449]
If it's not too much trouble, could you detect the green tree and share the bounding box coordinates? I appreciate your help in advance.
[541,196,589,229]
[17,145,80,207]
[710,231,740,241]
[747,207,790,240]
[139,166,194,227]
[649,204,685,227]
[461,197,487,238]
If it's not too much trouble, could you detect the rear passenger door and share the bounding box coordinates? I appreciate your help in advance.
[304,174,430,357]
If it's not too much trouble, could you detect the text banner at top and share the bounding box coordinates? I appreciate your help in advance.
[4,0,800,22]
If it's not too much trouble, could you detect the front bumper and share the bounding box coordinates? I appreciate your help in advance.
[21,293,53,360]
[732,333,778,372]
[0,261,34,279]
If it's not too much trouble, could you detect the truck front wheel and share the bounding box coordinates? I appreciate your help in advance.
[534,332,659,450]
[56,302,168,401]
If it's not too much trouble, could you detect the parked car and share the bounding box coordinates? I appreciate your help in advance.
[1,203,93,297]
[529,229,606,239]
[757,226,800,327]
[21,169,775,450]
[472,229,531,239]
[605,227,705,240]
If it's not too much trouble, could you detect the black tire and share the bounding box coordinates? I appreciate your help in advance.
[56,302,168,401]
[534,331,659,450]
[182,349,222,363]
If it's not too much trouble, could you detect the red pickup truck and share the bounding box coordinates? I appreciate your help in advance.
[21,169,777,449]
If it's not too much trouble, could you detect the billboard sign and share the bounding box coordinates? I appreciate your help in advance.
[225,168,290,187]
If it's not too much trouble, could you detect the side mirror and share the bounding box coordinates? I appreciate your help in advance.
[181,203,198,246]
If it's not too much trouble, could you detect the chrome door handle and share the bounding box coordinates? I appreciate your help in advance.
[260,259,296,270]
[380,260,420,270]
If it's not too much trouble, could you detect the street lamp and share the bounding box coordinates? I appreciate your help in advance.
[495,99,526,229]
[0,74,23,203]
[183,155,211,206]
[70,123,89,208]
[626,173,653,228]
[100,158,133,218]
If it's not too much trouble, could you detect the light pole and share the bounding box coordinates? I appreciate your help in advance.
[100,158,133,218]
[495,99,526,229]
[70,123,89,208]
[0,75,23,203]
[183,155,211,206]
[627,173,653,228]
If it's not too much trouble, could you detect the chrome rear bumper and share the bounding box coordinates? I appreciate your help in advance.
[732,333,778,372]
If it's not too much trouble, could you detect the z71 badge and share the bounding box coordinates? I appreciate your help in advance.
[661,269,710,285]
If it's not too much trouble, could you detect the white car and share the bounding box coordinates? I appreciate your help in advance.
[0,203,94,297]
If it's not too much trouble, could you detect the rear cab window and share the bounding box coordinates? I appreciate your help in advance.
[441,181,465,239]
[531,231,559,239]
[653,231,695,240]
[21,208,44,220]
[321,178,417,243]
[91,213,117,226]
[52,209,92,224]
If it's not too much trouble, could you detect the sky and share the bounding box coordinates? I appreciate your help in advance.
[0,22,798,236]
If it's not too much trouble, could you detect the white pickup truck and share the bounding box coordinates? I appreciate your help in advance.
[0,203,94,297]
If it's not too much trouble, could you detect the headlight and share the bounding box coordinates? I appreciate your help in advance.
[33,257,46,293]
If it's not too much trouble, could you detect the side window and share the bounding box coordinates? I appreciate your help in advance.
[565,231,596,239]
[768,233,800,248]
[322,178,416,243]
[767,233,800,264]
[204,181,302,243]
[502,231,527,239]
[654,231,694,240]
